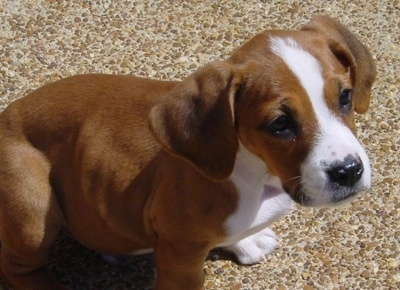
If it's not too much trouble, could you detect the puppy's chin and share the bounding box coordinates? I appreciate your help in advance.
[288,188,365,208]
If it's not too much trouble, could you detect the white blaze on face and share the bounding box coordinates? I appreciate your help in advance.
[270,37,371,205]
[270,37,324,99]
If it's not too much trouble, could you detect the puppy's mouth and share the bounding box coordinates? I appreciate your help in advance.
[289,190,313,206]
[285,185,362,207]
[329,189,359,204]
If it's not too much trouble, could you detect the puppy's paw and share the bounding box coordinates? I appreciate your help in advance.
[101,254,120,264]
[224,228,280,265]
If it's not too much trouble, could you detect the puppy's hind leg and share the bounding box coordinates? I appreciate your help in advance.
[0,144,68,290]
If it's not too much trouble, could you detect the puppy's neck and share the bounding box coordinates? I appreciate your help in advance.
[223,142,292,243]
[230,143,279,198]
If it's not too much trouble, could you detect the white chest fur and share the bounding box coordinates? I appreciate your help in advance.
[220,144,294,247]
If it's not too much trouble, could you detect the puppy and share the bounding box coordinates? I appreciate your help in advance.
[0,15,376,290]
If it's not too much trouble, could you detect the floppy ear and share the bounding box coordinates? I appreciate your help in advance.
[301,15,376,113]
[149,61,241,180]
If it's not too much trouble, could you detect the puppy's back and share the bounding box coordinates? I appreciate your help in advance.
[0,74,177,153]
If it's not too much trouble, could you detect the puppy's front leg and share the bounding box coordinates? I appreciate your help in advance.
[154,239,209,290]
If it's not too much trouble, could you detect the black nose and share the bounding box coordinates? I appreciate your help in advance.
[326,156,364,187]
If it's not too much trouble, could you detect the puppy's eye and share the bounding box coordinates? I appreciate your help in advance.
[339,89,352,112]
[266,115,296,138]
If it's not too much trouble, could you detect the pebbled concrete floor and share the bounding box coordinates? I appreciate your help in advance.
[0,1,399,289]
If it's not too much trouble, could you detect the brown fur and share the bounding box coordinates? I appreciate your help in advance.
[0,16,375,289]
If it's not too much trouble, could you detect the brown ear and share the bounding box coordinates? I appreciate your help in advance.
[301,15,376,113]
[149,61,241,180]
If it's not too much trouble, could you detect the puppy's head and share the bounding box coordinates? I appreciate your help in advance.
[149,16,376,207]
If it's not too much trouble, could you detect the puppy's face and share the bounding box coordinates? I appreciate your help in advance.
[150,16,376,208]
[234,31,372,206]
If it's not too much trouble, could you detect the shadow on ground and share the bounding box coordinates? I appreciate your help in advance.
[0,232,237,290]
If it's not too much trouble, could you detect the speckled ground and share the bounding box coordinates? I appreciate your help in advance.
[0,1,399,289]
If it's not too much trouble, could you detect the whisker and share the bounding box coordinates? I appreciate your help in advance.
[285,177,303,205]
[284,175,302,184]
[281,175,302,194]
[315,184,325,206]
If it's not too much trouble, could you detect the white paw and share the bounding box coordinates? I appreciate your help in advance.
[223,228,280,265]
[101,253,120,264]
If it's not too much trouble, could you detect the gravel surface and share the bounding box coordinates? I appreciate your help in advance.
[1,1,399,289]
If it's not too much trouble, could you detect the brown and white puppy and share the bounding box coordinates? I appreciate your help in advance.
[0,16,376,290]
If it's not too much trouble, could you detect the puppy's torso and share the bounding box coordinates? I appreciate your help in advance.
[0,75,241,255]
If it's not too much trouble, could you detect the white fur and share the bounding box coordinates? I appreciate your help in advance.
[131,248,154,255]
[270,37,371,206]
[221,144,294,263]
[223,227,280,265]
[270,37,324,100]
